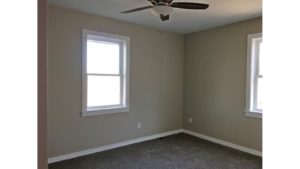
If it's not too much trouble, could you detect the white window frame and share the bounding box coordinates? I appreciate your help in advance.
[81,29,130,117]
[245,33,262,118]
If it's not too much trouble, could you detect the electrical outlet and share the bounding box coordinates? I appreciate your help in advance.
[137,122,142,129]
[188,117,193,123]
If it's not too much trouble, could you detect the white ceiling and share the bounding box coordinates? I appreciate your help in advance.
[48,0,262,34]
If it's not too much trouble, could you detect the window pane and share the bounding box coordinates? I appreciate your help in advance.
[87,40,119,74]
[256,78,263,110]
[258,41,263,75]
[87,75,120,107]
[256,40,263,110]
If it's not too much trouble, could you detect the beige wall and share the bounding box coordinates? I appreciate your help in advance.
[183,18,262,151]
[48,6,184,157]
[48,5,262,157]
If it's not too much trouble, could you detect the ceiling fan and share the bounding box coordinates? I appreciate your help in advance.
[121,0,209,21]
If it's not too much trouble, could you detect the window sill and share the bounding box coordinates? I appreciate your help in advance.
[82,106,129,117]
[245,110,262,118]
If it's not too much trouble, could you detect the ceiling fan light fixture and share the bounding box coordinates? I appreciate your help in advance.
[150,5,173,16]
[120,1,209,22]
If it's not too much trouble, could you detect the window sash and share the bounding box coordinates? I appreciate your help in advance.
[86,74,123,109]
[87,39,122,75]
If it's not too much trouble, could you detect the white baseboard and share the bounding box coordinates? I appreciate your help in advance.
[48,129,183,164]
[183,129,262,157]
[49,128,261,164]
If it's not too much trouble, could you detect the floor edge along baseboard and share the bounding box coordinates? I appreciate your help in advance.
[48,129,183,164]
[48,129,262,164]
[182,129,262,157]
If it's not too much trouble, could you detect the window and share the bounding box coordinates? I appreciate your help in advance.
[82,29,130,116]
[245,33,262,118]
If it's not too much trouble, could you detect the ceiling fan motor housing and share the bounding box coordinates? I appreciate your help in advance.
[151,5,173,16]
[150,0,173,5]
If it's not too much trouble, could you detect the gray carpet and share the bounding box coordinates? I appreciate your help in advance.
[49,133,262,169]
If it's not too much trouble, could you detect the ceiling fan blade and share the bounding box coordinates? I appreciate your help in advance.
[148,0,157,5]
[170,2,209,9]
[121,6,153,14]
[160,14,169,21]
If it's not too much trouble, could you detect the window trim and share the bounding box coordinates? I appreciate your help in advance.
[81,29,130,117]
[245,33,262,118]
